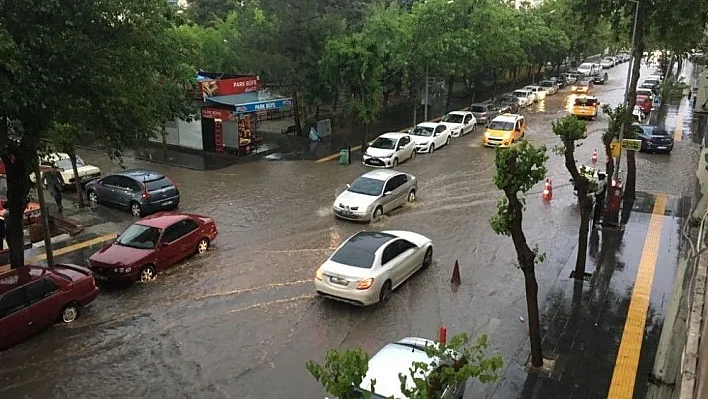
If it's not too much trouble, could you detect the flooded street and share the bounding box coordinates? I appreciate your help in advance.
[0,63,701,399]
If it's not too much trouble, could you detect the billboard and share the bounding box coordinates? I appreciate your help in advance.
[199,76,260,99]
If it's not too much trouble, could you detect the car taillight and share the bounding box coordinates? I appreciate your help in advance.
[356,278,374,290]
[141,184,151,199]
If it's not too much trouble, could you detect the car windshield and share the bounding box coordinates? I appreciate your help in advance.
[441,113,464,123]
[513,91,528,98]
[574,98,597,106]
[410,126,434,137]
[370,137,397,150]
[579,63,592,69]
[470,105,486,113]
[646,126,668,136]
[540,81,553,87]
[489,121,514,131]
[115,224,162,250]
[497,95,513,102]
[577,81,589,87]
[637,97,648,103]
[348,177,385,196]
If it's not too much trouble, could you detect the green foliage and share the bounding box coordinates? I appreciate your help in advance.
[552,115,588,143]
[307,333,503,399]
[602,103,635,144]
[660,80,687,104]
[490,140,549,235]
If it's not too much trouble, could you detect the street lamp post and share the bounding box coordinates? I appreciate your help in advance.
[613,0,640,181]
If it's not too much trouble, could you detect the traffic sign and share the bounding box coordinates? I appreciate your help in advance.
[610,140,621,157]
[621,139,642,151]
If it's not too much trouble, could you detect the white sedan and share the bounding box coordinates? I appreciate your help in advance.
[314,230,434,306]
[440,111,477,137]
[408,122,452,153]
[362,132,416,168]
[524,85,546,101]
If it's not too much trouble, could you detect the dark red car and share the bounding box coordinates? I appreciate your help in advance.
[88,212,218,283]
[636,95,652,114]
[0,264,99,349]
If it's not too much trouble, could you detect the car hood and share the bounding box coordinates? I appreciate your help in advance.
[440,122,462,130]
[486,129,512,139]
[335,190,378,209]
[89,242,152,267]
[365,147,395,158]
[319,259,373,280]
[409,135,433,144]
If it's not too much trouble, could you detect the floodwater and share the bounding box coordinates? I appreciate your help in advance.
[0,62,701,399]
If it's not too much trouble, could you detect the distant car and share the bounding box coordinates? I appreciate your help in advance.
[548,76,564,88]
[333,169,417,222]
[30,152,102,190]
[572,80,593,94]
[643,77,661,88]
[483,114,526,148]
[633,124,674,153]
[512,89,534,107]
[524,85,546,101]
[538,80,559,95]
[493,94,520,114]
[577,62,600,76]
[88,212,218,283]
[85,169,180,217]
[572,96,600,120]
[353,337,466,398]
[469,103,500,126]
[314,230,433,306]
[362,132,416,168]
[0,264,99,349]
[636,94,652,115]
[440,111,477,137]
[600,58,615,68]
[593,72,609,84]
[560,72,580,86]
[636,88,655,101]
[408,123,451,153]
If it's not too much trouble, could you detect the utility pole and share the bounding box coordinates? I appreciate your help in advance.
[424,65,429,121]
[34,161,54,267]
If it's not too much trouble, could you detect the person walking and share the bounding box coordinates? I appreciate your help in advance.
[45,168,64,213]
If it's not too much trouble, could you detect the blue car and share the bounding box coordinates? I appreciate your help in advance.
[633,124,674,153]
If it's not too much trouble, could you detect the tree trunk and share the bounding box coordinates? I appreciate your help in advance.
[564,143,592,280]
[383,90,390,109]
[411,83,418,127]
[512,67,518,86]
[665,52,676,80]
[0,139,32,269]
[33,160,54,267]
[68,147,85,208]
[504,185,543,368]
[332,88,339,113]
[292,87,304,136]
[603,139,615,180]
[492,70,498,99]
[445,76,454,113]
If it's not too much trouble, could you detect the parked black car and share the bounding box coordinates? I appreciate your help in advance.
[633,124,674,153]
[593,72,609,84]
[493,94,520,114]
[85,169,180,217]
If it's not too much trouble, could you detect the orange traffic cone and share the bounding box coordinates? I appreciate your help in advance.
[542,178,553,201]
[592,149,598,163]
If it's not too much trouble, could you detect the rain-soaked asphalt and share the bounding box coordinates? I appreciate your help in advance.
[0,63,702,399]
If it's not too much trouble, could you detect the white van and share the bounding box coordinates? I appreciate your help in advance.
[577,62,600,76]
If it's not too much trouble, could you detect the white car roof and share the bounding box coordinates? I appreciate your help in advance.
[416,122,440,129]
[43,153,70,161]
[525,85,541,89]
[514,89,531,93]
[492,114,523,123]
[447,111,469,116]
[361,169,403,181]
[378,132,409,139]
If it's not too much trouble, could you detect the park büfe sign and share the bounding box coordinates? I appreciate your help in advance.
[199,76,260,99]
[235,99,293,113]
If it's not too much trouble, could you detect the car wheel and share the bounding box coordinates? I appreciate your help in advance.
[60,303,79,323]
[139,265,156,282]
[429,144,435,153]
[379,280,393,304]
[445,136,451,146]
[197,238,209,254]
[407,190,416,203]
[87,189,98,204]
[130,201,143,217]
[392,158,398,168]
[423,247,433,268]
[372,206,384,222]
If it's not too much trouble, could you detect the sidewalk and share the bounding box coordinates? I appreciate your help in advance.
[492,192,689,398]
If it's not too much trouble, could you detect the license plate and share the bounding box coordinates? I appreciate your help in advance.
[340,210,353,216]
[330,276,348,285]
[162,200,173,206]
[657,146,667,149]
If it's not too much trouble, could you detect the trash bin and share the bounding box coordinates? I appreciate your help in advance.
[338,148,350,165]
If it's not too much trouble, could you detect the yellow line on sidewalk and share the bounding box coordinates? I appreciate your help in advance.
[0,233,117,272]
[314,107,470,163]
[607,193,667,399]
[673,99,687,142]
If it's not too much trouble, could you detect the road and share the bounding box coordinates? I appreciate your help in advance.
[0,63,700,399]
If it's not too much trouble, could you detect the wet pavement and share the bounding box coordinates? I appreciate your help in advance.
[0,62,702,399]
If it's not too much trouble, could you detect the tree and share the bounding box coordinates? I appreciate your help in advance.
[306,333,503,399]
[0,0,193,269]
[553,116,597,280]
[489,140,548,368]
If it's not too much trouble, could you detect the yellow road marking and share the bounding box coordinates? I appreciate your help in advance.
[314,106,470,163]
[607,193,667,399]
[673,99,687,142]
[0,233,117,272]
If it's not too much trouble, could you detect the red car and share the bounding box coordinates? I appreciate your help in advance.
[88,212,218,283]
[636,95,652,114]
[0,264,99,349]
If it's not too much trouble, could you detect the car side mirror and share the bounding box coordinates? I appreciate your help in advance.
[384,191,392,196]
[346,184,351,188]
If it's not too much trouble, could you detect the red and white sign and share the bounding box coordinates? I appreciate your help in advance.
[199,76,260,99]
[200,107,233,120]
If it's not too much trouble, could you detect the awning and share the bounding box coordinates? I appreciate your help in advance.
[206,90,293,114]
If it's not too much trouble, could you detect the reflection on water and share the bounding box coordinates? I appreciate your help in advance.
[566,93,578,113]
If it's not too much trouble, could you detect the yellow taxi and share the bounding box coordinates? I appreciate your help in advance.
[572,95,600,120]
[482,114,526,148]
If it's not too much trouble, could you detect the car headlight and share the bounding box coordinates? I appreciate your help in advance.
[315,268,323,280]
[420,141,429,146]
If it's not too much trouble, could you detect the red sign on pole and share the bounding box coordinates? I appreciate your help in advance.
[201,107,233,120]
[199,76,260,99]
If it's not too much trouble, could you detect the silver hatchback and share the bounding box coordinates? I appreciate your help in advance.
[333,170,418,222]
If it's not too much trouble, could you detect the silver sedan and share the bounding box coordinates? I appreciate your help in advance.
[333,169,417,222]
[314,230,434,306]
